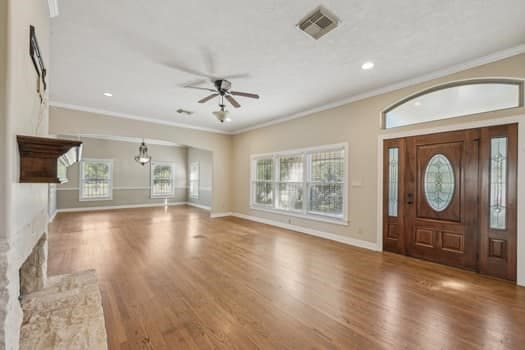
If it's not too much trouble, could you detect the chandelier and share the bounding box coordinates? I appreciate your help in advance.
[134,140,151,166]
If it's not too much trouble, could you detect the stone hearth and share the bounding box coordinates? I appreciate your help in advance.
[20,270,108,350]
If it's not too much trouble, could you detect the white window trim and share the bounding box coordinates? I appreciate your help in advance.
[189,161,200,199]
[79,158,114,201]
[250,143,349,225]
[150,161,176,199]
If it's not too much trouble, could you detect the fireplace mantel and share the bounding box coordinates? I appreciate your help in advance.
[17,135,83,183]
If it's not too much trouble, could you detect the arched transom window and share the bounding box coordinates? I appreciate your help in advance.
[383,79,523,129]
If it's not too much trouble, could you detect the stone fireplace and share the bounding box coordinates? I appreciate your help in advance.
[16,228,108,350]
[19,233,47,296]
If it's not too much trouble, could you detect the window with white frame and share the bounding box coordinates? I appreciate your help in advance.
[253,158,273,206]
[79,159,113,201]
[151,162,175,198]
[251,144,347,222]
[189,162,199,199]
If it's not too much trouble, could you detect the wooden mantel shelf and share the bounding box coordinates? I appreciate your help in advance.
[17,135,83,183]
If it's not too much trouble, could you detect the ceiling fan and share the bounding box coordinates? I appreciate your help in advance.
[184,79,260,108]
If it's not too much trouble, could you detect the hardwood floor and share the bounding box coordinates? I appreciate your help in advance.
[48,206,525,349]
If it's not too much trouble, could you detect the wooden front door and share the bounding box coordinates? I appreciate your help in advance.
[406,129,480,270]
[383,124,517,281]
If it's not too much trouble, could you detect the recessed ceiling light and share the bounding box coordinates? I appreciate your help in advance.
[361,61,374,70]
[414,101,422,107]
[225,117,232,123]
[103,92,113,97]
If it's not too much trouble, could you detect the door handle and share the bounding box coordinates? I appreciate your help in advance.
[407,193,414,205]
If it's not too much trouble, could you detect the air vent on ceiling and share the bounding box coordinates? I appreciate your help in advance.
[297,6,340,40]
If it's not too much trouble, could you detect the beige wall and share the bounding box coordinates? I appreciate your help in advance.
[1,0,50,348]
[49,107,233,214]
[232,54,525,245]
[56,137,188,209]
[187,147,213,208]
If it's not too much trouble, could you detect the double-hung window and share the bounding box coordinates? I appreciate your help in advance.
[79,159,113,201]
[251,144,347,223]
[151,162,175,198]
[189,162,200,199]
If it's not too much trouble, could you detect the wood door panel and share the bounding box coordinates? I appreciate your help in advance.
[415,229,434,247]
[441,232,464,253]
[406,129,480,270]
[416,142,463,222]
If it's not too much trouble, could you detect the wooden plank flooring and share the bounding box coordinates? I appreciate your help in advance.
[48,206,525,349]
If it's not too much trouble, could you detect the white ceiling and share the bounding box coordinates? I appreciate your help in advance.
[49,0,525,133]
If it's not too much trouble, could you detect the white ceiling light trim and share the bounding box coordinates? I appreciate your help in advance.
[233,44,525,134]
[48,0,59,18]
[48,102,234,135]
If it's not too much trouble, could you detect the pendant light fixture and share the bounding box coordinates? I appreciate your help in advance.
[134,139,151,166]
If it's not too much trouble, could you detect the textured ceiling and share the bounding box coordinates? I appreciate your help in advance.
[49,0,525,133]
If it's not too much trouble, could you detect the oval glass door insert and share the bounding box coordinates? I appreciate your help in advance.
[424,154,455,212]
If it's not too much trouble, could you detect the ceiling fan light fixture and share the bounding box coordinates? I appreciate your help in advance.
[213,105,230,123]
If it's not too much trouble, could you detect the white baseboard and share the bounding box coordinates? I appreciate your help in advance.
[186,202,211,211]
[56,202,187,213]
[210,212,233,218]
[232,212,379,251]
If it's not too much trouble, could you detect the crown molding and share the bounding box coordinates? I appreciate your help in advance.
[55,133,182,147]
[233,44,525,134]
[49,102,234,135]
[50,45,525,136]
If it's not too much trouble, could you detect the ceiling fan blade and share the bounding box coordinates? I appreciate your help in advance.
[221,73,251,80]
[198,93,219,103]
[184,85,217,92]
[162,62,216,80]
[230,91,260,99]
[178,79,209,88]
[225,95,241,108]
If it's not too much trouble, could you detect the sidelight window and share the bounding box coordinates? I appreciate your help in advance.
[388,148,399,217]
[490,137,508,230]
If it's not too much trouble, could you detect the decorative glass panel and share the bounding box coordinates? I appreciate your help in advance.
[490,137,507,230]
[384,81,522,129]
[388,148,399,217]
[424,154,455,212]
